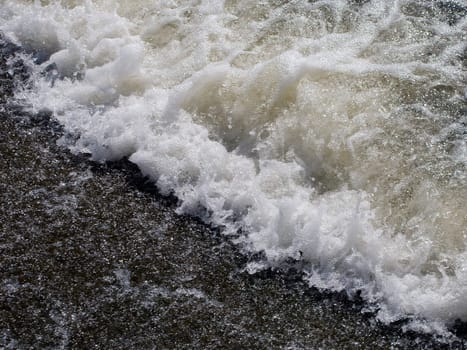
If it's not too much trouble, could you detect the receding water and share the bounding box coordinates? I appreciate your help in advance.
[0,0,466,344]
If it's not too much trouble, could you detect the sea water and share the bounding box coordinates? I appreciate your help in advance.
[0,0,465,336]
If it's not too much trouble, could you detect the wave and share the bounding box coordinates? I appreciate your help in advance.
[1,0,466,336]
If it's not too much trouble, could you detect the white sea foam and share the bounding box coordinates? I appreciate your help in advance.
[1,0,466,335]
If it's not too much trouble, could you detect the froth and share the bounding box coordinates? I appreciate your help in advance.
[1,0,466,335]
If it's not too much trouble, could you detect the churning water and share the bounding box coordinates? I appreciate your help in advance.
[1,0,466,336]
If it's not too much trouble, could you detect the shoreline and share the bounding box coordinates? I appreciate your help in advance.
[1,37,466,349]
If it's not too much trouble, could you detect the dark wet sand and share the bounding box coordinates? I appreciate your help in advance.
[1,38,466,350]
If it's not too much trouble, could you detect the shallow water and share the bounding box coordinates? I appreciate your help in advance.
[1,41,465,349]
[0,0,466,338]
